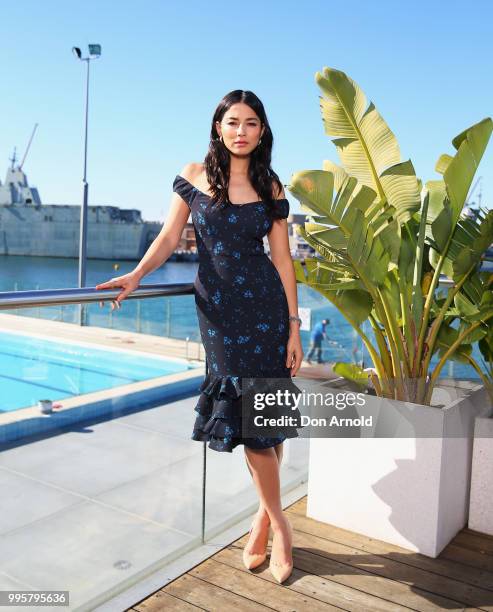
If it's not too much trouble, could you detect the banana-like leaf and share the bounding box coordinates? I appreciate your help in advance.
[329,289,373,326]
[379,159,422,225]
[298,225,338,262]
[429,208,493,281]
[436,323,485,356]
[307,262,365,292]
[479,325,493,361]
[453,209,493,279]
[435,344,473,364]
[457,320,488,344]
[315,66,421,223]
[288,170,334,216]
[322,159,349,191]
[435,154,454,175]
[347,209,390,287]
[312,278,365,291]
[429,247,454,278]
[304,223,347,250]
[379,219,401,269]
[292,171,391,289]
[431,201,453,253]
[425,180,448,239]
[442,118,493,223]
[316,68,399,192]
[426,119,492,281]
[454,292,480,318]
[333,362,369,389]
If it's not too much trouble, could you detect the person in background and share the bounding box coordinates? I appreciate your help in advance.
[306,318,330,364]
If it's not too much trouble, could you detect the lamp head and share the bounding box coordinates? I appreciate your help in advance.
[88,44,101,57]
[72,46,82,59]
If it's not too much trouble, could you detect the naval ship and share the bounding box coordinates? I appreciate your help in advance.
[0,137,198,260]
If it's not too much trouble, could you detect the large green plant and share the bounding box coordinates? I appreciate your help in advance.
[289,67,493,405]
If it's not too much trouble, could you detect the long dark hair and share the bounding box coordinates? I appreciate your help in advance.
[203,90,285,218]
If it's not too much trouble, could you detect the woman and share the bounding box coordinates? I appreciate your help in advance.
[96,90,303,584]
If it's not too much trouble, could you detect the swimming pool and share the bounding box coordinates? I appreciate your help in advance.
[0,331,195,413]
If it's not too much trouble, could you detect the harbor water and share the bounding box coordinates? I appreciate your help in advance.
[0,254,483,379]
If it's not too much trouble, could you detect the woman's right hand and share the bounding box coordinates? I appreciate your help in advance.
[95,271,142,310]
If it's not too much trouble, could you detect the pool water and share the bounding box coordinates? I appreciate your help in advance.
[0,331,194,413]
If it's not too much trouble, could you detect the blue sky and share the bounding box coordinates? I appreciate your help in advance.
[1,0,492,221]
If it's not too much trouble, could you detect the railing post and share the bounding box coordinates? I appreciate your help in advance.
[201,356,208,544]
[165,299,171,337]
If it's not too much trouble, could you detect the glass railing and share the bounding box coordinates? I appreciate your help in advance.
[0,283,309,610]
[0,276,481,609]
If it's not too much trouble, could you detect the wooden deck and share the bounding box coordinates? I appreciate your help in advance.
[128,495,493,611]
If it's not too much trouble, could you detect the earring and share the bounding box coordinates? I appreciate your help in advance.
[258,138,262,146]
[220,135,224,143]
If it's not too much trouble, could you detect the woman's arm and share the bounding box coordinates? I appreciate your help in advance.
[133,173,192,279]
[267,188,299,323]
[267,185,303,374]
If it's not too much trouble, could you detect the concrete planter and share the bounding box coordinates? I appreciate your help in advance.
[306,378,491,558]
[469,416,493,536]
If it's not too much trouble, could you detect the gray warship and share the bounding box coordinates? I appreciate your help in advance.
[0,136,197,261]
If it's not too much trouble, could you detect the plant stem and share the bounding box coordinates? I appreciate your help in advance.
[421,269,474,379]
[424,314,493,404]
[411,193,429,329]
[463,354,493,407]
[416,250,445,367]
[377,288,408,399]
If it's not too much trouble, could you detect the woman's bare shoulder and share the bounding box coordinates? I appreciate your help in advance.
[179,162,205,181]
[271,178,286,200]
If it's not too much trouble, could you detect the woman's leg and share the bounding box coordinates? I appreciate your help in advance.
[244,441,282,522]
[242,443,280,554]
[243,445,292,564]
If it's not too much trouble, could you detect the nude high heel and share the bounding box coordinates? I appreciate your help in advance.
[269,519,293,584]
[243,518,272,570]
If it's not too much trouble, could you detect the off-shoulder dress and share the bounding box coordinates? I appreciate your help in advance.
[173,174,302,452]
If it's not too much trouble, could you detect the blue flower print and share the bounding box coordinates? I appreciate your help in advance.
[213,241,224,255]
[224,424,235,442]
[171,173,298,454]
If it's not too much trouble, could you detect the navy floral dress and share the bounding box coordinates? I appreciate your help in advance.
[173,174,302,452]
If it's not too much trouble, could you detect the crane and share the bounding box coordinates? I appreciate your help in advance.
[19,123,39,170]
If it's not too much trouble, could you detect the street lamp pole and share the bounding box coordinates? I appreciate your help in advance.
[72,44,101,325]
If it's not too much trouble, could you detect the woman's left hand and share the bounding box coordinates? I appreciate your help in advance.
[286,329,303,376]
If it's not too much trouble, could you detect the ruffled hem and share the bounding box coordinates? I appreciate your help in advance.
[191,372,302,453]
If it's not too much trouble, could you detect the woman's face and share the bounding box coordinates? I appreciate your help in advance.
[216,102,265,156]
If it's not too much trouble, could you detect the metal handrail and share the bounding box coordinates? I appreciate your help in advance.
[0,283,194,310]
[0,276,455,311]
